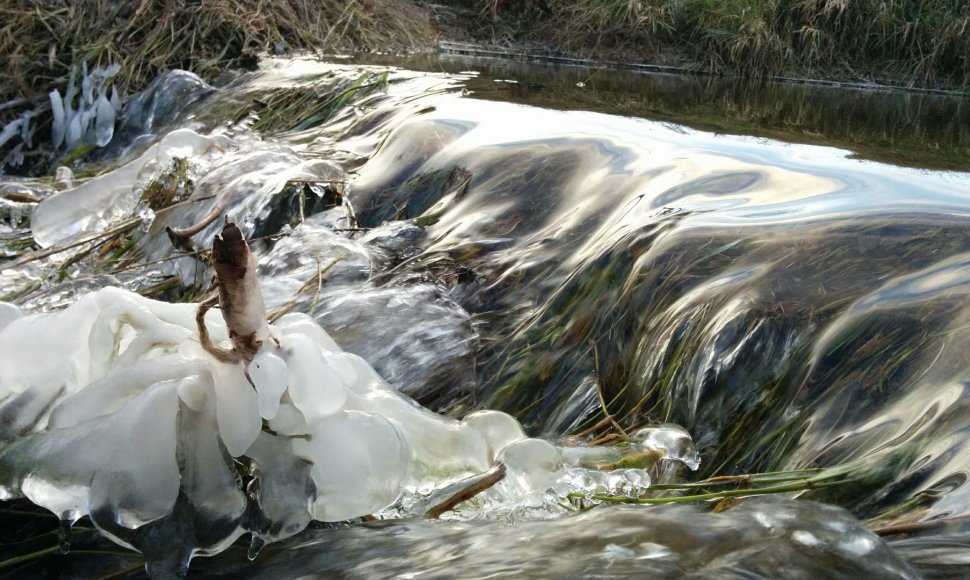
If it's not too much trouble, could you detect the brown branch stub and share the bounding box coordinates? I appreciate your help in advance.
[165,197,230,251]
[195,219,275,369]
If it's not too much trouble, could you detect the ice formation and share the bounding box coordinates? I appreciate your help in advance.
[49,62,122,151]
[0,286,696,575]
[31,128,231,247]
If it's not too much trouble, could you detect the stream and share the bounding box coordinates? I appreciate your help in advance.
[1,52,969,578]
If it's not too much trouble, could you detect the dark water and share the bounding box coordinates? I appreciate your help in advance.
[3,54,970,578]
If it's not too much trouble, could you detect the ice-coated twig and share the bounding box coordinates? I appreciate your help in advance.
[415,462,507,519]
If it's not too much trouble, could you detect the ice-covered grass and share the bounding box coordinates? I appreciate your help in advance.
[30,128,231,248]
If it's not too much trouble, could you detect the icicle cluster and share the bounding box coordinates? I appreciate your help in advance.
[0,63,122,170]
[49,62,123,151]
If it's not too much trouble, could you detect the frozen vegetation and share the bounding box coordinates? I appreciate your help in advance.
[0,286,698,575]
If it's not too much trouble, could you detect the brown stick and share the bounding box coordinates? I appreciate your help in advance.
[871,515,970,537]
[195,294,238,363]
[165,197,230,251]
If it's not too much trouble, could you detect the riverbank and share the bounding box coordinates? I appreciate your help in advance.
[1,0,967,176]
[441,0,970,91]
[3,0,966,106]
[0,0,434,102]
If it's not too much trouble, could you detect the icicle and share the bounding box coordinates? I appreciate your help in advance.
[65,65,78,110]
[50,89,66,148]
[19,111,34,148]
[57,517,73,553]
[0,118,23,151]
[81,61,93,107]
[101,63,121,79]
[66,114,82,148]
[247,535,266,561]
[109,85,121,112]
[95,92,115,146]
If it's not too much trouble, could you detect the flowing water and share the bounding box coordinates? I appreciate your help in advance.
[2,53,970,578]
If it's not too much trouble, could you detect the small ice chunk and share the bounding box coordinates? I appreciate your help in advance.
[249,350,288,419]
[637,542,672,560]
[601,543,635,563]
[462,410,527,462]
[631,423,701,470]
[497,438,563,498]
[54,166,74,191]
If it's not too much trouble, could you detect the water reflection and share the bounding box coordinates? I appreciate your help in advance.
[193,500,917,579]
[355,52,970,171]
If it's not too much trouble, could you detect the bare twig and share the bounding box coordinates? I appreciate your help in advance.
[165,197,231,250]
[196,294,237,363]
[1,218,141,272]
[267,256,342,323]
[589,340,629,441]
[871,515,970,537]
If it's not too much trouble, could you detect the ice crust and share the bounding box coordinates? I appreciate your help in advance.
[0,288,696,572]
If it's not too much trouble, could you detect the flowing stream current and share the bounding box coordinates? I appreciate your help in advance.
[1,54,970,578]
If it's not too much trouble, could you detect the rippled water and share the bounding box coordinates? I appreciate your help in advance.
[2,54,970,578]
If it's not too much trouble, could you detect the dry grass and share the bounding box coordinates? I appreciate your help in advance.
[0,0,432,105]
[476,0,970,88]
